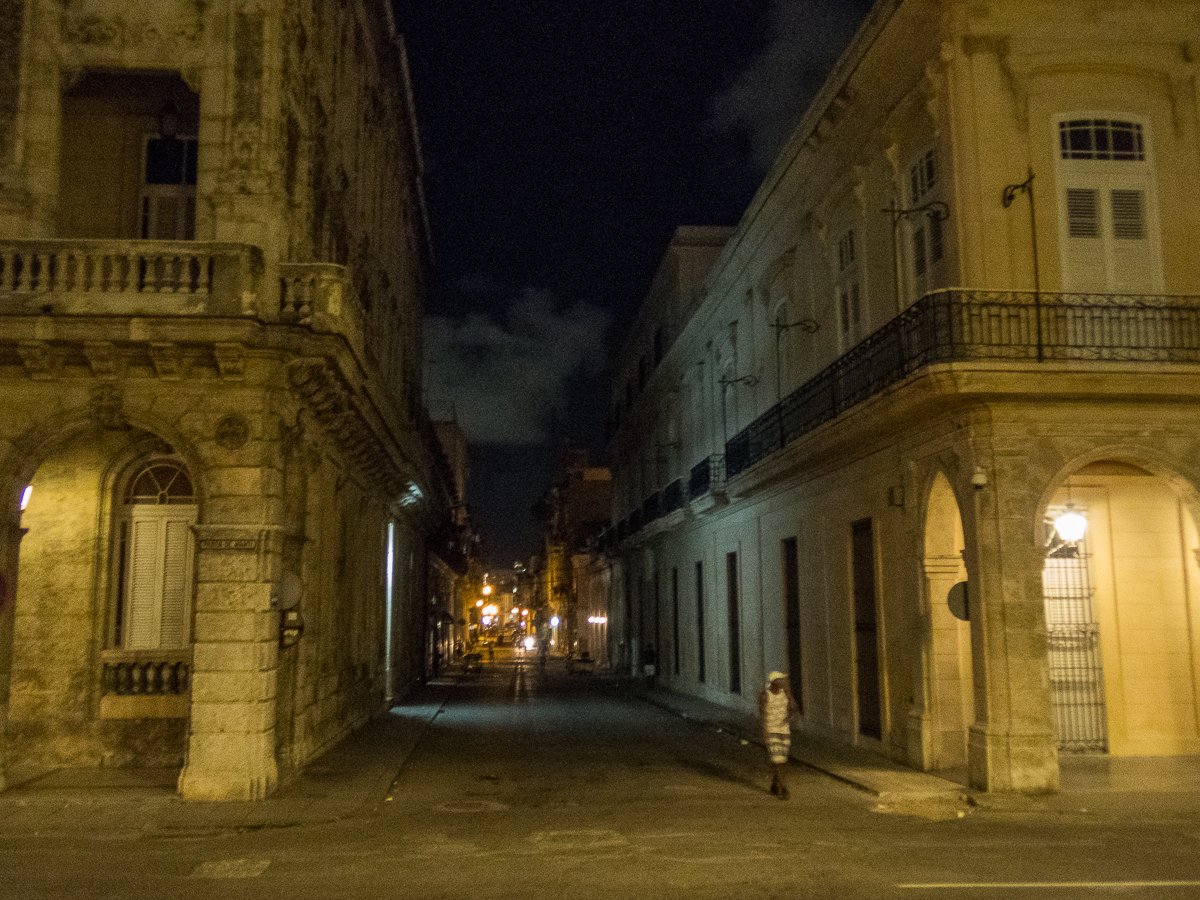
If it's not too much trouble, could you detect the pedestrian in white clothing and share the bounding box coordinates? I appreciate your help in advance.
[758,670,799,799]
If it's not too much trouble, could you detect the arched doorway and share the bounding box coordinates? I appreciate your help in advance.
[1043,461,1200,757]
[922,471,974,772]
[7,429,196,780]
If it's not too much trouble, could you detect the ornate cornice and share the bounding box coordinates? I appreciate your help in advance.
[286,360,410,501]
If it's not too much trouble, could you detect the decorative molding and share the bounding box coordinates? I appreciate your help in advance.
[61,14,203,50]
[17,341,60,379]
[287,361,407,499]
[89,383,127,430]
[149,342,184,379]
[213,343,246,380]
[215,414,251,451]
[84,341,122,378]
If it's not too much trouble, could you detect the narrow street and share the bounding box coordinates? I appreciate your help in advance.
[3,655,1200,899]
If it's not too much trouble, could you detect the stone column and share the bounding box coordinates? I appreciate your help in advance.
[965,468,1058,793]
[0,514,26,792]
[178,524,281,801]
[907,557,964,771]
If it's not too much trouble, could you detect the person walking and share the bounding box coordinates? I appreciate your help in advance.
[758,670,799,799]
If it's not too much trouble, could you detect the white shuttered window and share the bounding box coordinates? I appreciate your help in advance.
[1057,118,1161,294]
[117,460,197,649]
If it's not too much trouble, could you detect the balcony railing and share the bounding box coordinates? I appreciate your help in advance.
[689,454,725,499]
[101,649,192,697]
[726,289,1200,478]
[662,478,686,514]
[0,240,263,318]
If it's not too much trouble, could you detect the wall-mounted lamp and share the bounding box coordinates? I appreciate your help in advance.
[772,318,819,336]
[771,316,819,403]
[719,373,759,388]
[19,485,32,511]
[1002,167,1044,360]
[1052,506,1088,543]
[971,467,988,490]
[887,485,905,509]
[883,199,951,314]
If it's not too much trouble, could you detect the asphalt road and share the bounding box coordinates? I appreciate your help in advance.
[4,655,1200,899]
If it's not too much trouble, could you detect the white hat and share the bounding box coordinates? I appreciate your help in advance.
[767,671,786,685]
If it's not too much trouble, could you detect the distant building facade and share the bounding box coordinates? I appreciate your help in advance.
[429,420,475,668]
[534,450,612,659]
[608,0,1200,792]
[0,0,450,799]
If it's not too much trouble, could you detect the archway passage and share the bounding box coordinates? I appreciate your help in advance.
[1044,461,1200,757]
[922,472,974,772]
[7,428,195,783]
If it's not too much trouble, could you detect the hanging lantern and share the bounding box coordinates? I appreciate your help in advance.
[1053,508,1088,543]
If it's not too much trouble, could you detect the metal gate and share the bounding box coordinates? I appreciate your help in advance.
[1042,521,1108,752]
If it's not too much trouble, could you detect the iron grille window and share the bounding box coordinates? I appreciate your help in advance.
[1042,519,1108,752]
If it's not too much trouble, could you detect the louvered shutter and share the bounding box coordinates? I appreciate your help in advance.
[127,517,163,649]
[123,506,196,649]
[159,518,194,647]
[1109,189,1153,293]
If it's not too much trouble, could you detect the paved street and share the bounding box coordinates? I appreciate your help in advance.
[3,655,1200,899]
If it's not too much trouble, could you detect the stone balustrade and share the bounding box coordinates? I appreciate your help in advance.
[0,239,264,318]
[0,240,370,357]
[101,648,192,697]
[278,261,363,353]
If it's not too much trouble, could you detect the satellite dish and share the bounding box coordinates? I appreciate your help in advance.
[947,581,969,621]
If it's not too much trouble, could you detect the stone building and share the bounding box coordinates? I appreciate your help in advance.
[534,450,611,658]
[608,0,1200,792]
[0,0,450,800]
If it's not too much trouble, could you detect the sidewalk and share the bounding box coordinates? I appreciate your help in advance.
[632,683,967,800]
[634,681,1200,820]
[0,688,446,837]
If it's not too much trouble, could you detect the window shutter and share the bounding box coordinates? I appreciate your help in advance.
[1111,189,1146,239]
[159,519,193,648]
[1109,189,1152,292]
[1068,189,1101,237]
[123,506,196,649]
[127,517,163,649]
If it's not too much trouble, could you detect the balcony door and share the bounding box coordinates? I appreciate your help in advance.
[141,134,198,241]
[1056,117,1162,294]
[115,460,197,650]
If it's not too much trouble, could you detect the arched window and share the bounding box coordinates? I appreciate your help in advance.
[114,459,197,649]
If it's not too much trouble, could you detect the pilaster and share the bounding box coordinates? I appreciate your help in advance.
[177,523,281,801]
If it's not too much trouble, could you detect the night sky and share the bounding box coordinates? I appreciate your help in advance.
[394,1,875,566]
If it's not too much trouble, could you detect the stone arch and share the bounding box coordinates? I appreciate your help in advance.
[2,413,205,784]
[913,468,974,774]
[1037,447,1200,757]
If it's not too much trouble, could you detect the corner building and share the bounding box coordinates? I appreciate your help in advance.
[0,0,449,799]
[608,0,1200,792]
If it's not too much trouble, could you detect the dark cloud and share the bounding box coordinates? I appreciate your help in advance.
[425,287,611,447]
[707,0,876,169]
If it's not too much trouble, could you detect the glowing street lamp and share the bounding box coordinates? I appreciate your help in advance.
[1053,507,1088,543]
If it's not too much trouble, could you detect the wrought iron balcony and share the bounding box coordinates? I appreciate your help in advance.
[726,289,1200,478]
[689,454,725,499]
[662,478,686,514]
